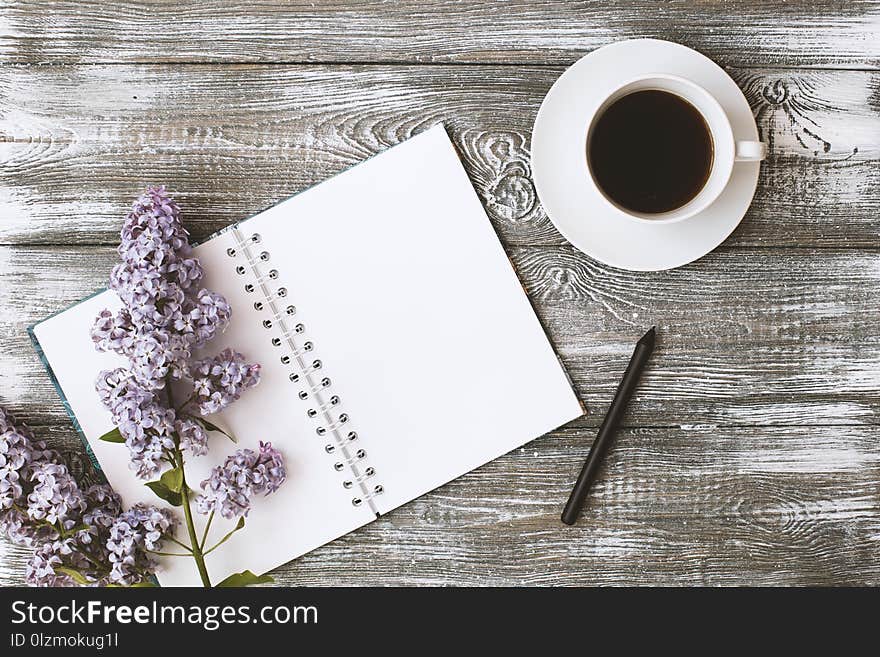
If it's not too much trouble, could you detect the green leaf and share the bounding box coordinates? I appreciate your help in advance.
[145,480,182,506]
[199,418,237,443]
[160,466,184,494]
[215,570,274,588]
[145,466,184,504]
[55,566,91,585]
[98,427,125,443]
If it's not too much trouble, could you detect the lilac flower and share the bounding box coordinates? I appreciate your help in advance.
[79,484,122,546]
[26,463,86,528]
[106,504,176,585]
[80,187,281,586]
[168,256,203,290]
[0,410,65,548]
[0,507,51,547]
[129,331,191,389]
[197,442,286,519]
[95,368,136,409]
[122,403,177,480]
[0,426,33,509]
[190,349,261,416]
[176,289,231,347]
[26,538,83,587]
[94,187,262,476]
[96,188,237,395]
[109,263,162,322]
[128,277,186,329]
[121,186,188,252]
[175,418,208,457]
[113,187,203,302]
[95,369,175,479]
[90,308,136,356]
[0,406,172,587]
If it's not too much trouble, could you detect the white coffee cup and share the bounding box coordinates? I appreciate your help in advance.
[584,73,767,224]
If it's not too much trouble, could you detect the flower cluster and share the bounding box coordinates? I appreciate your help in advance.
[190,349,262,416]
[106,504,175,585]
[91,186,231,390]
[91,187,262,478]
[0,407,174,586]
[26,463,87,527]
[95,368,176,478]
[197,442,286,519]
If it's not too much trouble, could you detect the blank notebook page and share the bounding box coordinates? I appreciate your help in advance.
[237,125,582,513]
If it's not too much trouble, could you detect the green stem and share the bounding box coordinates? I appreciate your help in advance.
[200,510,215,551]
[175,394,195,413]
[147,549,193,558]
[165,374,212,588]
[203,519,245,556]
[166,535,193,552]
[176,449,212,587]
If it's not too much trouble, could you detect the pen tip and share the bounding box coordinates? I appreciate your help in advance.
[639,326,656,346]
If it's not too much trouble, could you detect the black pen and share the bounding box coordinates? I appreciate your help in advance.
[561,327,656,525]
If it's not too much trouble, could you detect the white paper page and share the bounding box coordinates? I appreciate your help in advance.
[32,228,375,587]
[238,125,583,516]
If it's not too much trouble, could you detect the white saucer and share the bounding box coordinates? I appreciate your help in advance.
[532,39,761,271]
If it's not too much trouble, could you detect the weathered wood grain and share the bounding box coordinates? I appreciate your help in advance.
[2,423,879,586]
[2,66,878,248]
[2,1,879,588]
[1,1,878,68]
[2,244,877,429]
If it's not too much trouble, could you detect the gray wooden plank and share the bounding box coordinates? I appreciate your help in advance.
[0,1,878,68]
[2,244,877,429]
[2,423,878,585]
[1,1,878,588]
[2,66,878,248]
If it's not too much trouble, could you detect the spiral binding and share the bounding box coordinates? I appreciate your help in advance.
[228,228,384,514]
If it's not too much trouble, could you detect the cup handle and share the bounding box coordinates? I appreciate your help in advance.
[735,140,768,162]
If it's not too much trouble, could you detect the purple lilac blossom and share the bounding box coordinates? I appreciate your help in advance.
[106,504,176,585]
[79,484,122,546]
[94,369,176,479]
[0,406,172,587]
[91,186,262,483]
[196,442,286,519]
[128,331,192,389]
[26,538,83,587]
[77,186,280,584]
[177,289,231,348]
[94,186,234,391]
[26,463,87,528]
[0,426,33,509]
[89,308,136,356]
[0,506,44,547]
[174,418,208,457]
[1,411,59,512]
[190,349,261,416]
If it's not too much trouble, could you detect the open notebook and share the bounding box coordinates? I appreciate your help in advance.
[30,125,582,586]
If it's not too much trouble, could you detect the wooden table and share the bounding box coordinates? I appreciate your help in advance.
[1,2,878,586]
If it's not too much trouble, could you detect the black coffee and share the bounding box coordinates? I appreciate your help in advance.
[588,90,713,214]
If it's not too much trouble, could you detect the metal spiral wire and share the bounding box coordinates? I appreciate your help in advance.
[228,228,384,512]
